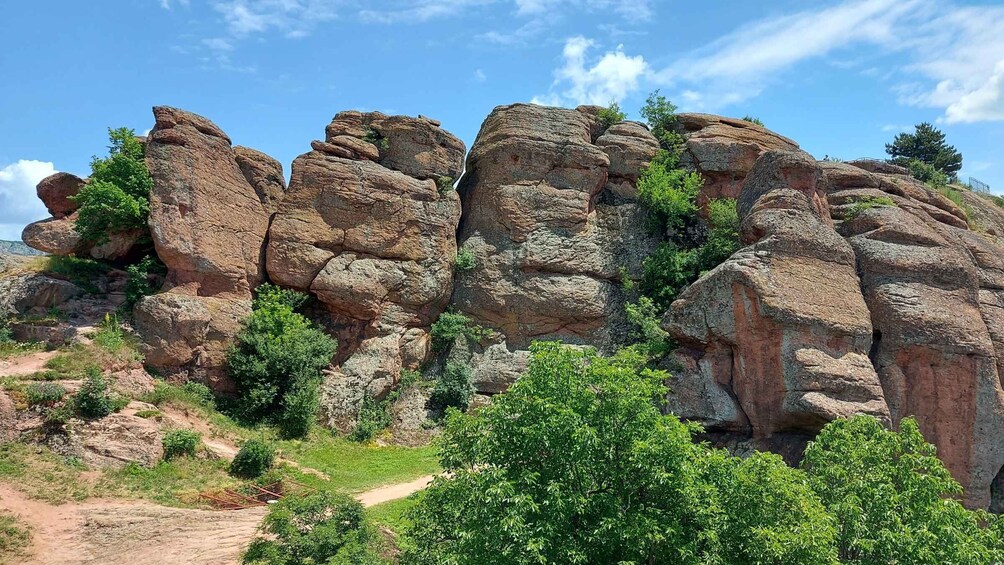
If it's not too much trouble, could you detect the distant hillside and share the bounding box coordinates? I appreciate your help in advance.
[0,240,44,256]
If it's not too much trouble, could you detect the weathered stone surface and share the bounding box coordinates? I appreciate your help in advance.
[22,215,84,256]
[234,146,287,214]
[268,111,464,428]
[846,158,910,176]
[134,293,250,393]
[823,161,1004,509]
[325,111,465,180]
[146,106,272,297]
[36,172,85,217]
[454,103,660,350]
[665,151,888,438]
[675,113,802,208]
[72,408,164,468]
[0,274,83,317]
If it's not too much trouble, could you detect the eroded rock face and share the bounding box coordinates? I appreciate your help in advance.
[21,212,143,261]
[664,151,888,441]
[824,160,1004,509]
[453,103,660,350]
[267,111,464,429]
[138,107,283,390]
[146,106,273,298]
[676,113,801,208]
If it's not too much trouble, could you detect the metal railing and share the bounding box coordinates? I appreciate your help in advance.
[969,177,991,193]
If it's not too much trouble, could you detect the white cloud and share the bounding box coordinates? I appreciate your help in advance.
[0,160,56,241]
[514,0,651,18]
[532,36,648,107]
[159,0,190,9]
[359,0,493,24]
[473,68,487,82]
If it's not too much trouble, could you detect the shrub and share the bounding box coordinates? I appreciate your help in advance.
[624,296,672,358]
[430,362,474,412]
[906,158,949,188]
[242,491,379,565]
[125,255,165,308]
[436,176,455,194]
[637,152,705,235]
[741,115,765,126]
[639,90,685,152]
[74,367,113,419]
[134,409,162,419]
[227,284,337,438]
[844,195,897,219]
[162,429,201,460]
[429,311,488,352]
[363,127,389,151]
[25,382,66,407]
[350,395,393,442]
[43,256,110,294]
[229,438,276,479]
[454,245,476,272]
[72,127,153,244]
[597,102,626,130]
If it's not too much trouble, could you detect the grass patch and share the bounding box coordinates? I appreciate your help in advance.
[0,443,91,504]
[0,341,44,362]
[44,338,142,380]
[97,458,239,507]
[278,431,440,493]
[0,512,31,565]
[140,381,251,440]
[366,494,420,535]
[32,256,112,294]
[844,195,897,220]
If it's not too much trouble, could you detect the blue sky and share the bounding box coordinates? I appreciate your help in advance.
[1,0,1002,239]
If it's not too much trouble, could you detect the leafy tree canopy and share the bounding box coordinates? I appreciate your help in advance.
[72,127,153,244]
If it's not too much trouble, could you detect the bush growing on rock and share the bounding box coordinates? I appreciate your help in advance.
[124,255,166,308]
[226,284,336,438]
[72,127,153,244]
[350,394,393,443]
[454,245,477,273]
[429,311,488,352]
[430,361,474,413]
[229,438,275,479]
[242,491,381,565]
[162,429,201,460]
[597,102,626,130]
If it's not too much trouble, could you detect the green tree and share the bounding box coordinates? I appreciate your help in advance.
[405,342,837,565]
[885,122,963,179]
[597,101,627,130]
[226,284,336,438]
[802,415,1004,564]
[72,128,153,244]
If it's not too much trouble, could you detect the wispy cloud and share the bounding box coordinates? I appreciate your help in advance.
[359,0,493,24]
[159,0,190,9]
[531,36,648,107]
[473,68,487,82]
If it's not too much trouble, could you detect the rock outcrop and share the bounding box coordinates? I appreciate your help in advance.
[36,172,85,218]
[266,111,465,428]
[137,107,284,388]
[453,104,660,352]
[661,114,1004,509]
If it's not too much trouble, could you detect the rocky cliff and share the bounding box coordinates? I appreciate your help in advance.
[16,104,1004,511]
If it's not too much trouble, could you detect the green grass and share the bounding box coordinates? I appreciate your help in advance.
[44,338,142,379]
[844,195,897,220]
[277,431,440,493]
[35,256,111,294]
[98,458,239,507]
[0,340,44,362]
[0,512,31,564]
[366,494,421,534]
[0,443,91,504]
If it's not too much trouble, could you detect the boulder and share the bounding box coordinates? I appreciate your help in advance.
[0,274,83,317]
[21,212,143,262]
[267,111,464,428]
[133,292,250,393]
[146,106,273,297]
[234,146,287,214]
[453,103,660,350]
[71,409,164,468]
[664,151,888,440]
[36,172,85,218]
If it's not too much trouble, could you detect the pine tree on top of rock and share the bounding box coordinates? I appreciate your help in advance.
[885,122,963,179]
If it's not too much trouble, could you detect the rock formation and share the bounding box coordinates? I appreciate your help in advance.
[266,111,465,428]
[453,104,660,353]
[135,107,284,389]
[662,115,1004,509]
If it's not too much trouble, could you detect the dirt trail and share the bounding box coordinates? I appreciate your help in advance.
[0,350,58,377]
[356,474,435,506]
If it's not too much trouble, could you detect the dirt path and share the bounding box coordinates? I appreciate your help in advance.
[0,350,58,377]
[356,474,435,506]
[0,484,266,565]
